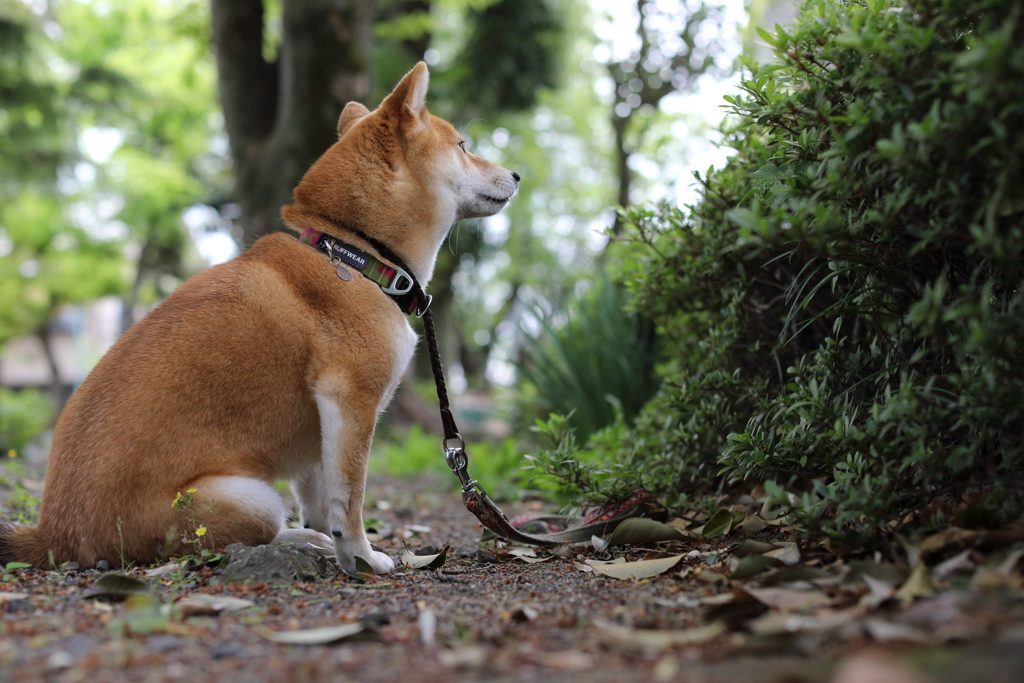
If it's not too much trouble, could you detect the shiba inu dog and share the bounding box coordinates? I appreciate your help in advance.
[0,62,519,575]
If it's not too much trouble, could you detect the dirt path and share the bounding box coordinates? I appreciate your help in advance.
[3,474,1024,683]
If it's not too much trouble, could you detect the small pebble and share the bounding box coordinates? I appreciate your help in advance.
[5,599,34,613]
[210,644,244,660]
[95,560,110,571]
[62,562,80,571]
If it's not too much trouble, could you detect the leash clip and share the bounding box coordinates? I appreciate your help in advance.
[444,435,486,495]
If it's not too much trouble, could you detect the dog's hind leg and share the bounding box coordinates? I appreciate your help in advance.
[179,476,287,551]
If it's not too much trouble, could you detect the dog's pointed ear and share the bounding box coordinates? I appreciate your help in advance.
[338,102,371,137]
[381,62,429,128]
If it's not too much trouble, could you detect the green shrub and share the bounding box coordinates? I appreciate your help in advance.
[0,388,54,453]
[516,277,660,443]
[535,0,1024,544]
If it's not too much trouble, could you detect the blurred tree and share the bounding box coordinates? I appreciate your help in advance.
[53,0,223,331]
[2,0,225,409]
[0,3,64,183]
[0,2,124,403]
[209,0,374,247]
[454,0,563,115]
[604,0,725,235]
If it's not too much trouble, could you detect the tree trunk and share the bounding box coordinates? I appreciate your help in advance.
[210,0,375,248]
[35,326,64,411]
[610,112,633,237]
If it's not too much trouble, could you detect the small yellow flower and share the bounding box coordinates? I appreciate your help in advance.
[172,492,183,508]
[194,527,207,537]
[186,488,197,494]
[7,449,16,458]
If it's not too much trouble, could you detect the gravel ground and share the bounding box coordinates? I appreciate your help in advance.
[3,474,1024,683]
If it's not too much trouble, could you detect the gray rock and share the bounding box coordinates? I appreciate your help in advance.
[454,544,479,559]
[220,543,337,583]
[95,560,110,571]
[476,548,500,563]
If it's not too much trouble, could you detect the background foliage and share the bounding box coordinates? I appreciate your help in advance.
[532,0,1024,544]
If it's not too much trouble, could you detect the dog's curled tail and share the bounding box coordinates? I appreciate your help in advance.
[0,518,50,567]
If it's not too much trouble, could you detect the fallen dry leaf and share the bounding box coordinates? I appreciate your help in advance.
[402,545,449,570]
[729,554,778,580]
[736,514,769,536]
[666,517,690,532]
[894,562,936,607]
[601,517,687,547]
[932,549,978,580]
[593,619,725,653]
[919,527,981,555]
[859,574,895,608]
[438,646,487,669]
[744,587,831,612]
[763,543,801,566]
[262,622,365,645]
[588,555,683,580]
[863,618,932,644]
[749,607,864,637]
[522,649,594,671]
[702,509,734,538]
[176,594,255,618]
[734,539,778,557]
[144,561,191,578]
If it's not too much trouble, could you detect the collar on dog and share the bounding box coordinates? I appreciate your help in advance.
[299,227,428,316]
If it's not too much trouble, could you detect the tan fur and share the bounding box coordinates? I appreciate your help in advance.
[0,63,518,574]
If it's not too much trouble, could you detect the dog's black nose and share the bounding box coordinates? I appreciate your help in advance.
[511,171,521,182]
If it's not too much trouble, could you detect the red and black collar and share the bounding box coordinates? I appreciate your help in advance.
[297,226,431,317]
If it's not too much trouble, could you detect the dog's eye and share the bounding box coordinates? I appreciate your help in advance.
[458,140,467,153]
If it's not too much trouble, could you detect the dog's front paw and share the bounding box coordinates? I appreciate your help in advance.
[361,549,395,575]
[337,544,394,575]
